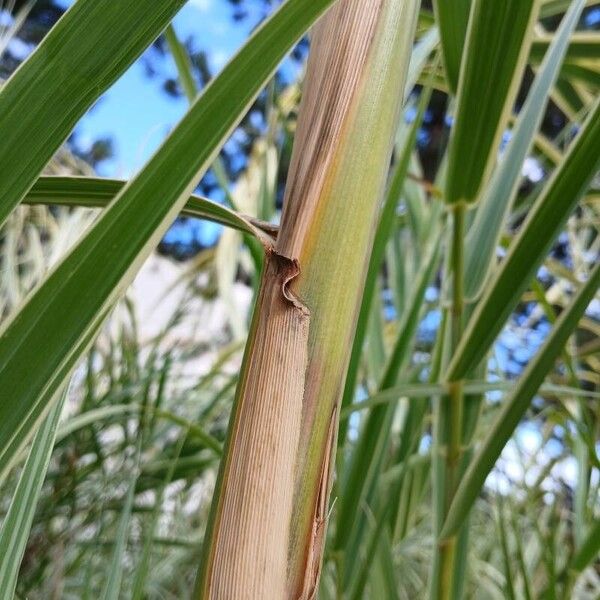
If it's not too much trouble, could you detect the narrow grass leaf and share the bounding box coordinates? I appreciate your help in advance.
[510,506,534,600]
[0,305,110,484]
[445,0,538,205]
[464,0,585,300]
[0,387,67,600]
[164,24,197,103]
[447,97,600,381]
[405,26,440,102]
[441,262,600,540]
[131,431,189,600]
[530,33,600,63]
[164,22,267,274]
[349,514,398,600]
[570,519,600,573]
[0,0,188,227]
[432,0,470,93]
[56,404,222,454]
[497,498,517,600]
[0,0,34,58]
[561,62,600,89]
[0,0,335,480]
[343,380,597,418]
[554,77,586,116]
[24,176,277,243]
[540,0,597,18]
[100,464,138,600]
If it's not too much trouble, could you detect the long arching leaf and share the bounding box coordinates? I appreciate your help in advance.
[25,176,277,243]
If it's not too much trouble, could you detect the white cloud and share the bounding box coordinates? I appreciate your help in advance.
[190,0,212,11]
[211,50,229,70]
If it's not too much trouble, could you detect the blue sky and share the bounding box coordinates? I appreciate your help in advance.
[44,1,600,181]
[55,0,265,178]
[34,0,277,248]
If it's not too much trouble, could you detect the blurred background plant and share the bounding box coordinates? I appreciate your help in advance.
[0,0,599,598]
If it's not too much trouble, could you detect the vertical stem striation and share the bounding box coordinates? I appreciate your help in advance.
[198,253,309,599]
[196,0,419,597]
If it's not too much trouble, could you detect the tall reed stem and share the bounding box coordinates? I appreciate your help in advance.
[195,1,419,597]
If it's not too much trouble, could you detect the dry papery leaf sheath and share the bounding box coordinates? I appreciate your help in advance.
[196,0,419,597]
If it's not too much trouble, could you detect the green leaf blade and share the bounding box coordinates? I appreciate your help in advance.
[448,97,600,381]
[0,0,188,227]
[445,0,539,205]
[0,388,67,600]
[571,519,600,573]
[100,472,137,600]
[24,176,276,242]
[432,0,471,94]
[464,0,586,300]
